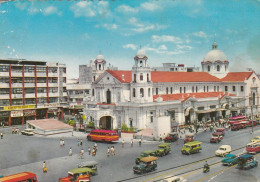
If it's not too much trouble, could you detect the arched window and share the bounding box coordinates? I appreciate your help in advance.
[225,65,227,71]
[133,88,136,97]
[140,88,144,97]
[166,87,168,94]
[99,64,102,70]
[140,73,143,81]
[170,87,173,94]
[192,86,194,93]
[217,65,220,71]
[196,86,198,93]
[134,74,136,82]
[184,87,186,93]
[148,88,151,97]
[180,87,182,93]
[147,74,150,82]
[208,65,210,72]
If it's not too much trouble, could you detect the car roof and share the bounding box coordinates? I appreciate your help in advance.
[239,154,253,159]
[69,168,92,174]
[219,145,231,148]
[78,161,98,167]
[158,143,171,147]
[212,132,223,135]
[140,156,158,162]
[184,141,202,146]
[142,150,155,154]
[225,154,236,158]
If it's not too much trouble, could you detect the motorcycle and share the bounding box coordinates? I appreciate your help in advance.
[203,165,210,173]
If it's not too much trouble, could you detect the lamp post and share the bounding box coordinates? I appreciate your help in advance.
[249,93,255,134]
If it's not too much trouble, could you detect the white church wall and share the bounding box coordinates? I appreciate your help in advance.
[153,116,171,140]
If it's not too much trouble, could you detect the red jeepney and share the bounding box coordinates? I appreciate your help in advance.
[87,129,119,142]
[248,120,257,127]
[216,128,225,136]
[184,134,194,143]
[228,115,248,125]
[0,172,38,182]
[210,132,223,143]
[246,142,260,155]
[231,123,242,131]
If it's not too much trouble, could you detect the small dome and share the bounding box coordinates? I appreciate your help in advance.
[136,49,146,58]
[96,54,105,60]
[203,49,227,63]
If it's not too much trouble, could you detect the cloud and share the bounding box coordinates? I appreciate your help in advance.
[70,1,110,18]
[144,45,184,55]
[132,25,155,33]
[152,35,183,44]
[128,17,143,27]
[103,24,118,30]
[128,18,166,33]
[123,44,137,50]
[192,31,208,38]
[14,2,27,10]
[117,5,138,13]
[43,6,62,16]
[158,45,167,50]
[140,2,161,11]
[176,45,192,50]
[82,33,90,40]
[0,10,7,14]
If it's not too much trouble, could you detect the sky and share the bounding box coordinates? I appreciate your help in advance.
[0,0,260,78]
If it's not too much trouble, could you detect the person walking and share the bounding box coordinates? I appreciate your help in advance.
[60,139,63,147]
[69,147,72,156]
[80,139,83,147]
[139,138,142,147]
[1,132,3,139]
[131,139,133,147]
[80,148,84,159]
[43,161,47,173]
[122,139,125,148]
[92,148,96,156]
[62,139,65,147]
[88,147,91,155]
[77,139,80,147]
[107,147,110,157]
[110,146,114,156]
[112,146,115,156]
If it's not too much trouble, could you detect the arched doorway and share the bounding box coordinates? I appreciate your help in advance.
[185,107,195,125]
[106,89,111,104]
[99,116,113,130]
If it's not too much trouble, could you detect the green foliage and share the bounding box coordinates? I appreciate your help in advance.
[87,121,95,128]
[121,123,129,132]
[129,126,135,132]
[67,120,76,126]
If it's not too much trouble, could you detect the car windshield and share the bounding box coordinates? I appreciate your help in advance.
[219,148,225,150]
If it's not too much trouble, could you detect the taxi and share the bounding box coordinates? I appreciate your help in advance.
[251,136,260,143]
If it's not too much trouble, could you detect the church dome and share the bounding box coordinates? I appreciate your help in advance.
[136,49,146,58]
[96,54,105,60]
[202,41,228,63]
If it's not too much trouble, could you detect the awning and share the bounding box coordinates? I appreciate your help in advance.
[196,109,217,114]
[230,107,239,111]
[216,108,226,111]
[184,107,193,116]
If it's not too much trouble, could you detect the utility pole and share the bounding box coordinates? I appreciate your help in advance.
[250,105,254,134]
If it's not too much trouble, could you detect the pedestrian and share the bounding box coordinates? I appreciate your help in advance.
[122,139,125,148]
[139,138,142,147]
[112,146,115,155]
[1,132,3,139]
[131,138,133,147]
[80,139,83,147]
[77,139,80,147]
[88,147,91,155]
[159,134,162,142]
[92,148,96,156]
[12,128,15,134]
[60,139,63,147]
[80,148,84,159]
[110,146,114,156]
[107,147,110,157]
[43,161,47,173]
[62,139,65,147]
[69,147,72,156]
[94,143,97,151]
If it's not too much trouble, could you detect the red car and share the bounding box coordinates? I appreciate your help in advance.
[210,132,223,143]
[216,128,225,136]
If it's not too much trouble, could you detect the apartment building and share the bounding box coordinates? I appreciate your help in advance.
[0,59,67,126]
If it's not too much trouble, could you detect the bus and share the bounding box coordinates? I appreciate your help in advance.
[0,172,37,182]
[87,129,119,142]
[246,142,260,155]
[228,115,248,125]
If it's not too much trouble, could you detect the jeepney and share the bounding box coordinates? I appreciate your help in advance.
[184,134,194,143]
[135,150,156,164]
[154,143,171,157]
[237,154,258,170]
[133,156,158,174]
[210,132,223,143]
[246,142,260,155]
[78,161,98,176]
[221,154,238,166]
[59,168,91,182]
[163,132,178,143]
[216,128,225,136]
[181,141,202,155]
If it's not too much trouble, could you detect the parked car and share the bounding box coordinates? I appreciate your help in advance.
[184,134,194,143]
[161,175,188,182]
[215,145,232,157]
[222,154,238,166]
[154,143,171,157]
[164,132,178,143]
[210,132,223,143]
[237,154,258,170]
[135,150,156,164]
[21,129,34,136]
[181,141,202,155]
[216,128,225,136]
[251,136,260,143]
[133,156,158,174]
[231,123,242,131]
[78,161,98,176]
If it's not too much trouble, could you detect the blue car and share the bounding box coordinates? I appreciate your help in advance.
[222,154,238,166]
[238,154,258,170]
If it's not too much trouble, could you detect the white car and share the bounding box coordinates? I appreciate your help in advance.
[21,129,34,136]
[215,145,231,157]
[161,176,188,182]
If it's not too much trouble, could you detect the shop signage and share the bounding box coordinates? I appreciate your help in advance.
[24,110,36,117]
[0,112,9,117]
[4,105,35,111]
[44,103,60,107]
[48,108,58,113]
[11,110,23,117]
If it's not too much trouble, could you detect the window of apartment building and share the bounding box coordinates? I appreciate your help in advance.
[170,87,173,94]
[140,88,144,97]
[25,98,35,104]
[207,86,209,92]
[232,86,236,92]
[37,88,46,93]
[204,86,206,92]
[140,73,143,81]
[24,66,35,73]
[225,86,228,92]
[214,86,216,92]
[48,67,57,73]
[11,66,22,72]
[37,78,46,83]
[180,87,182,93]
[156,88,159,95]
[210,105,216,109]
[63,68,66,73]
[63,77,66,83]
[198,106,204,110]
[37,98,47,104]
[0,77,9,83]
[12,99,23,105]
[49,78,58,83]
[63,87,67,92]
[0,99,9,106]
[147,74,150,82]
[208,65,210,72]
[0,88,9,94]
[49,97,58,103]
[0,65,9,72]
[133,88,136,97]
[166,87,168,94]
[217,65,220,71]
[217,86,219,92]
[133,74,136,82]
[150,111,154,123]
[24,77,35,83]
[11,78,22,83]
[12,88,22,94]
[241,86,244,92]
[25,88,35,93]
[184,87,186,93]
[36,67,46,72]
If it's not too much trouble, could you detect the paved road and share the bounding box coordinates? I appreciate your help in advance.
[0,125,259,182]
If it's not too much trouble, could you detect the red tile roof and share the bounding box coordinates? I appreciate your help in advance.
[153,92,235,102]
[221,72,253,82]
[106,70,132,83]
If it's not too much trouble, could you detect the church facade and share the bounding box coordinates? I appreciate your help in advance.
[83,42,260,132]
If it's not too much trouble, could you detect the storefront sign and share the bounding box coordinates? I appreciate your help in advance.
[44,103,60,107]
[0,112,9,117]
[24,110,36,117]
[11,110,23,117]
[4,105,35,111]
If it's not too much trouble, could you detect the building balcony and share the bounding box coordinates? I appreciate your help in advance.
[37,83,47,87]
[11,72,22,77]
[37,93,47,97]
[48,72,58,77]
[0,83,10,88]
[0,94,10,99]
[24,83,35,87]
[25,93,36,98]
[24,72,35,77]
[48,83,58,87]
[49,92,59,97]
[37,72,47,77]
[0,72,9,77]
[11,83,22,87]
[12,94,23,99]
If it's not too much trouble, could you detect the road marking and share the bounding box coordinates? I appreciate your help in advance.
[182,162,220,178]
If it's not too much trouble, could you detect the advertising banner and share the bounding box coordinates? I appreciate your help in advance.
[24,110,36,117]
[11,110,23,117]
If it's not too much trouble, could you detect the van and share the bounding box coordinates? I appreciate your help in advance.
[181,141,202,155]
